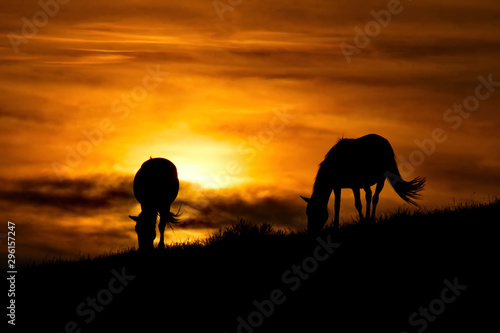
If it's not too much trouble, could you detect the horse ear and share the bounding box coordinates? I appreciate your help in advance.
[129,215,139,222]
[300,196,310,203]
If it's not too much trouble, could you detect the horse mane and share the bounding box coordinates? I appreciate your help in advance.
[312,136,353,194]
[319,137,349,167]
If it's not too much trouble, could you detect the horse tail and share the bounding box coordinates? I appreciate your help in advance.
[165,204,183,224]
[384,155,426,206]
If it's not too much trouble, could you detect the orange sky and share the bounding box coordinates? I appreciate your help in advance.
[1,0,500,263]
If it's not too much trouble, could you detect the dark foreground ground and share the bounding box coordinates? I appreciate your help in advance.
[10,201,498,332]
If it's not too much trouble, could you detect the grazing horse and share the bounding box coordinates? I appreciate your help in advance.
[301,134,425,234]
[129,157,180,251]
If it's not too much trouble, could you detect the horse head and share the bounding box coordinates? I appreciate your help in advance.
[129,210,157,251]
[301,196,328,235]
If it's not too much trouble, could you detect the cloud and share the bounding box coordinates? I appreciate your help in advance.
[179,186,306,229]
[0,174,307,228]
[0,175,135,216]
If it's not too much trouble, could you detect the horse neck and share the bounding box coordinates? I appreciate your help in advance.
[311,165,333,205]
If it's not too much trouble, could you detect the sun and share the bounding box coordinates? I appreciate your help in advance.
[114,132,250,190]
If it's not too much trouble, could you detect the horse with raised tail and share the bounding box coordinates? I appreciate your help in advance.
[301,134,425,234]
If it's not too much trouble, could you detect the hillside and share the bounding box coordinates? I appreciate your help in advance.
[12,200,498,333]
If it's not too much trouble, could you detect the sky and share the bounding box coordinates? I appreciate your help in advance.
[1,0,500,263]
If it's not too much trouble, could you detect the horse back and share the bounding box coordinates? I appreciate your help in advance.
[133,158,179,208]
[324,134,394,187]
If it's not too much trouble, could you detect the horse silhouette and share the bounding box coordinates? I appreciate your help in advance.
[129,157,180,251]
[301,134,425,234]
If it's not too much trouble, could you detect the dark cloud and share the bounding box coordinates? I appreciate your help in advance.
[0,175,135,215]
[179,188,306,229]
[1,210,136,262]
[414,151,500,194]
[375,38,500,60]
[0,175,307,228]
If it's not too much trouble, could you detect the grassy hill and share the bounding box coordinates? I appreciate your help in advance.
[13,200,498,333]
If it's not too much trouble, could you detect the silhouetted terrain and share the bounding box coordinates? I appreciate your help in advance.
[14,200,498,332]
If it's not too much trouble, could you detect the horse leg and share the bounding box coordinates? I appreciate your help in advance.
[158,215,167,250]
[371,180,385,220]
[352,188,363,221]
[364,186,372,221]
[333,187,341,228]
